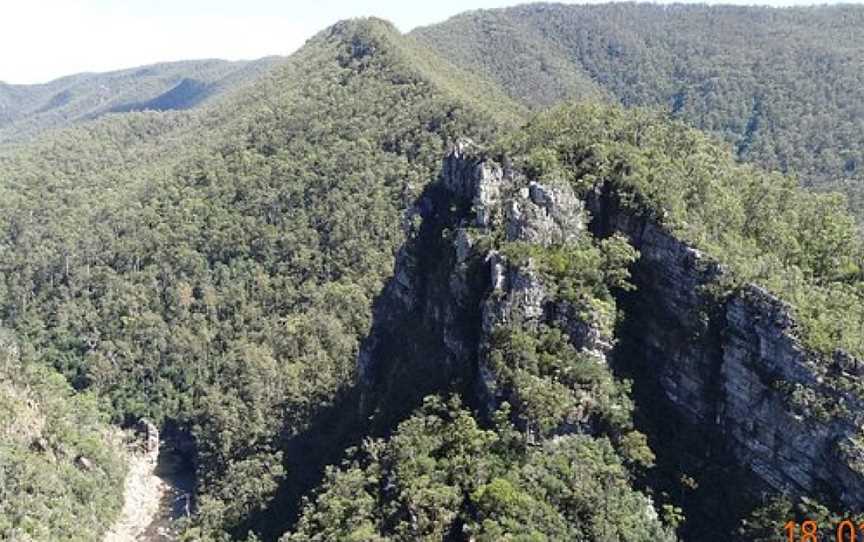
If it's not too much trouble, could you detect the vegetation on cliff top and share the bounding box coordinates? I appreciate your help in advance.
[285,397,673,542]
[503,103,864,361]
[1,9,864,542]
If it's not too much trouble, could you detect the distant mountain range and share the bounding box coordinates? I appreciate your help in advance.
[0,56,282,144]
[414,4,864,192]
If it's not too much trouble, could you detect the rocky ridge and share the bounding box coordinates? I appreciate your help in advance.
[359,138,615,435]
[359,138,864,513]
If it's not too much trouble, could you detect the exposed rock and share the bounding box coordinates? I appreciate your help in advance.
[105,423,195,542]
[588,182,864,509]
[31,436,49,453]
[506,180,584,245]
[440,144,602,421]
[551,300,613,357]
[442,138,504,228]
[135,418,160,462]
[104,441,168,542]
[361,141,864,512]
[722,285,864,506]
[487,251,506,292]
[75,455,94,471]
[357,141,495,412]
[359,140,597,427]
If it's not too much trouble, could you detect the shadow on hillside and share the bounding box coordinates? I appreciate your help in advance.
[240,177,487,540]
[609,299,758,541]
[350,177,487,435]
[236,385,365,541]
[587,185,760,540]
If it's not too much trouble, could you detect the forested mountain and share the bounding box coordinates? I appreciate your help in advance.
[0,19,524,540]
[0,56,281,145]
[413,3,864,216]
[1,5,863,542]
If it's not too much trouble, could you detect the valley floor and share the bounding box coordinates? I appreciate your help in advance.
[104,438,192,542]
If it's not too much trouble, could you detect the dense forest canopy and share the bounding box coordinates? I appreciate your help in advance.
[0,329,126,540]
[413,3,864,218]
[0,19,512,540]
[1,5,864,541]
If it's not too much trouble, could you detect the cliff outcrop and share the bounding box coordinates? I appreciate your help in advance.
[358,139,607,434]
[359,138,864,514]
[587,185,864,509]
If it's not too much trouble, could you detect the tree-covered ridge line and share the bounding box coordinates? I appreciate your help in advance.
[0,11,863,542]
[0,18,519,540]
[413,3,864,219]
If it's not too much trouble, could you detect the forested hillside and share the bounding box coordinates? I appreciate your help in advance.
[413,3,864,217]
[0,56,281,145]
[1,6,864,542]
[0,18,522,540]
[0,329,126,540]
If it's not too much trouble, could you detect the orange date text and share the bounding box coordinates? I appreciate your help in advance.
[785,520,864,542]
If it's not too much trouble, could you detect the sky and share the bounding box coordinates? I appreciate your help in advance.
[0,0,858,84]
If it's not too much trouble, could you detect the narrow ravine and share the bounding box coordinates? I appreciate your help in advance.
[140,441,196,541]
[104,422,194,542]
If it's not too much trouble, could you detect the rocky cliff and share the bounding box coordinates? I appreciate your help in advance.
[587,185,864,510]
[359,138,864,516]
[358,139,610,436]
[357,140,492,423]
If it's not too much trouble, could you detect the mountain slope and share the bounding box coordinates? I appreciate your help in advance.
[0,56,282,144]
[413,3,864,211]
[0,18,524,540]
[502,103,864,536]
[1,11,863,542]
[287,100,864,540]
[0,329,127,540]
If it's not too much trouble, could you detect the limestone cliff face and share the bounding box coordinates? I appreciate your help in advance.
[587,185,864,509]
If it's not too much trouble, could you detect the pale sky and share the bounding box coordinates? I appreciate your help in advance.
[0,0,858,84]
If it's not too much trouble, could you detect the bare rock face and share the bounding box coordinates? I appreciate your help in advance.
[506,180,584,245]
[722,286,864,506]
[481,262,547,334]
[588,184,864,509]
[31,436,49,453]
[357,140,501,409]
[441,147,603,420]
[75,455,94,471]
[358,140,599,427]
[442,138,504,228]
[361,141,864,510]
